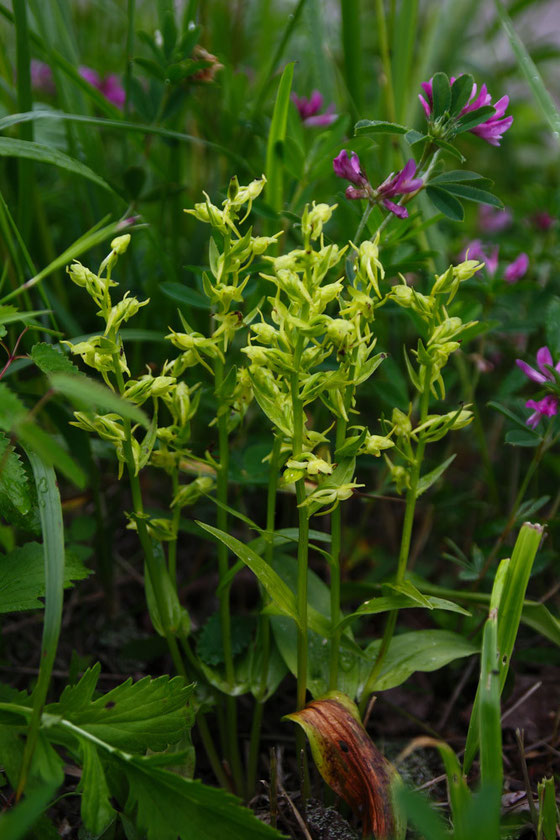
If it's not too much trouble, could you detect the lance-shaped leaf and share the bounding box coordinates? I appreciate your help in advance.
[285,692,406,839]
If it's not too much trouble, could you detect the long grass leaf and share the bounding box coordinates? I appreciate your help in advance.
[265,63,294,218]
[479,608,502,793]
[392,0,418,123]
[494,0,560,140]
[252,0,306,116]
[341,0,363,117]
[16,451,65,798]
[13,0,34,239]
[0,138,116,195]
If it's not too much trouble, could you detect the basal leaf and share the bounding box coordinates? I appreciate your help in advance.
[122,759,284,840]
[49,667,193,753]
[0,542,90,614]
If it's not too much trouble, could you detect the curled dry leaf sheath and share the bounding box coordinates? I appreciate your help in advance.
[285,692,405,839]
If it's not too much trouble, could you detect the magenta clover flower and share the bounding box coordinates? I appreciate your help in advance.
[479,204,512,233]
[504,252,529,284]
[375,160,423,219]
[333,152,422,218]
[525,396,559,429]
[292,91,337,127]
[419,75,513,147]
[31,61,125,108]
[459,240,499,276]
[516,346,560,428]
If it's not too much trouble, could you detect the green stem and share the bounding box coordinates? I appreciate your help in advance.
[111,350,187,681]
[328,413,348,690]
[359,366,432,716]
[214,355,244,793]
[168,467,181,585]
[247,435,282,796]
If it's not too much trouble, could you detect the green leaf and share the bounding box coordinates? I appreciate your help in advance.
[429,170,490,185]
[122,759,284,840]
[265,62,294,216]
[426,186,464,221]
[417,454,456,496]
[479,608,502,794]
[405,129,427,146]
[159,282,210,310]
[537,777,557,840]
[505,430,541,447]
[0,433,30,515]
[449,73,475,116]
[49,373,149,428]
[79,740,115,835]
[31,343,82,376]
[0,137,115,194]
[431,138,466,162]
[522,602,560,647]
[431,72,451,118]
[337,593,470,632]
[396,787,448,840]
[49,663,193,753]
[487,400,540,435]
[0,783,58,840]
[454,105,496,133]
[442,183,503,208]
[197,522,300,626]
[0,542,90,614]
[0,382,26,429]
[354,119,409,135]
[362,630,478,693]
[15,421,86,489]
[0,305,51,327]
[545,296,560,356]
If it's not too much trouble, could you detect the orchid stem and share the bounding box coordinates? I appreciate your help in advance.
[359,366,432,716]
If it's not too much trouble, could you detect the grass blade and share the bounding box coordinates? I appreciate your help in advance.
[392,0,418,123]
[340,0,363,117]
[495,0,560,140]
[463,522,543,773]
[0,138,116,195]
[16,451,65,798]
[265,62,294,220]
[13,0,34,240]
[479,607,502,794]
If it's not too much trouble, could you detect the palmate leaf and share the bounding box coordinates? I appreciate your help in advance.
[48,663,193,753]
[0,541,90,614]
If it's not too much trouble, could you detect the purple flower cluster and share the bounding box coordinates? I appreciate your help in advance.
[31,60,125,109]
[516,347,560,428]
[332,151,422,218]
[292,91,337,127]
[459,240,528,283]
[419,76,513,146]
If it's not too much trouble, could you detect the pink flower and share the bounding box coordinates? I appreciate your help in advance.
[79,65,101,87]
[532,212,554,231]
[479,204,512,233]
[504,252,528,284]
[333,150,372,200]
[516,346,560,384]
[419,75,513,146]
[460,240,499,276]
[375,160,423,218]
[30,60,55,94]
[99,74,126,108]
[293,90,337,127]
[525,395,559,428]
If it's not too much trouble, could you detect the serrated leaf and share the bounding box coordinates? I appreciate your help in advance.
[426,186,464,221]
[122,760,284,840]
[31,343,82,377]
[79,740,116,835]
[0,434,30,515]
[14,421,86,489]
[49,667,193,753]
[49,373,149,428]
[0,542,90,614]
[0,383,26,430]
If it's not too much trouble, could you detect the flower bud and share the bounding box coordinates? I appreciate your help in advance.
[363,434,395,457]
[392,407,412,438]
[110,234,131,255]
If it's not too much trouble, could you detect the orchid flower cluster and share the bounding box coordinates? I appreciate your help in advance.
[244,206,393,512]
[63,235,210,543]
